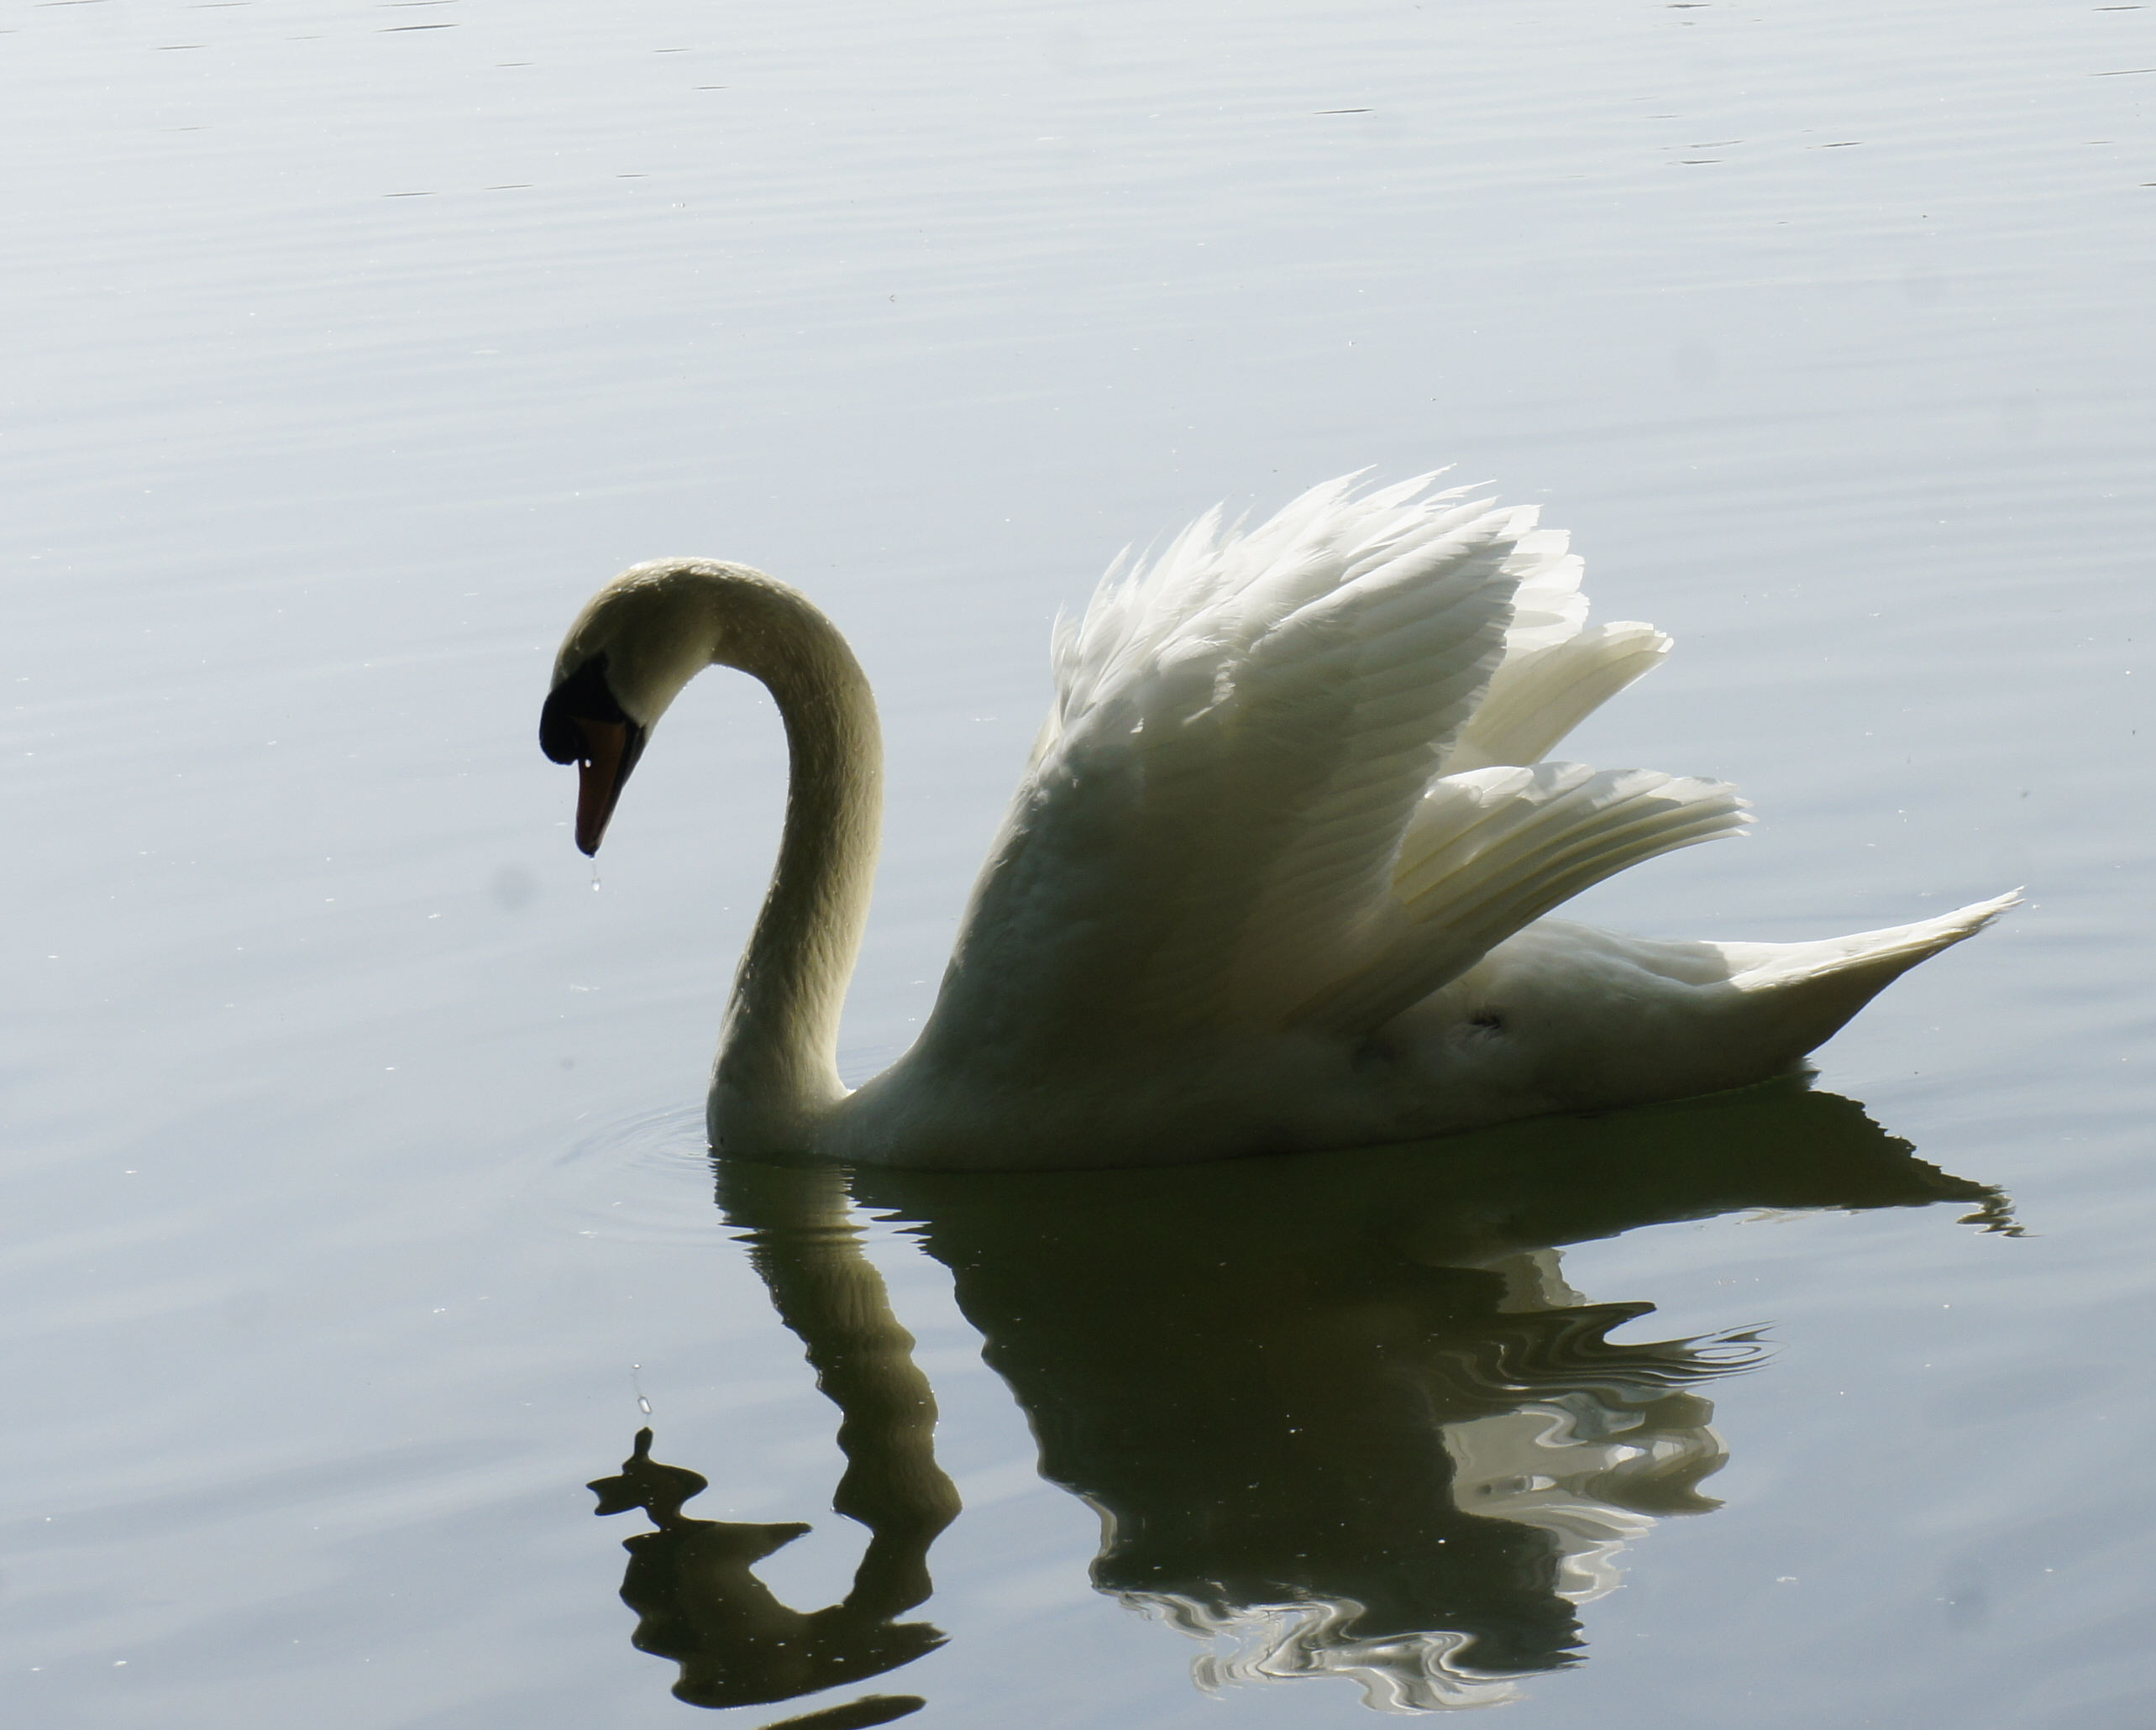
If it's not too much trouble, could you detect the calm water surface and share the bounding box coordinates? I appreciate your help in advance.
[7,1,2153,1725]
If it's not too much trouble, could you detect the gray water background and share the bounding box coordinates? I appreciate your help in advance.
[6,0,2153,1724]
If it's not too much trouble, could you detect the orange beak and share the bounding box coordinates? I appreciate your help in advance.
[574,720,635,856]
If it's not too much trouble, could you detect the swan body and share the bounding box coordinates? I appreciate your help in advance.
[541,475,2012,1170]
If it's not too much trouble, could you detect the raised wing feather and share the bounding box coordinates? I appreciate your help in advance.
[921,480,1525,1051]
[1290,763,1750,1034]
[914,475,1740,1067]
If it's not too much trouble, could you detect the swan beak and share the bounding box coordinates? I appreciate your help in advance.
[573,719,644,855]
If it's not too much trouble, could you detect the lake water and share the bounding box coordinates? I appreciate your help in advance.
[8,0,2153,1724]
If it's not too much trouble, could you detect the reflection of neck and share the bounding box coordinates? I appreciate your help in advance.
[705,583,884,1151]
[719,1163,958,1615]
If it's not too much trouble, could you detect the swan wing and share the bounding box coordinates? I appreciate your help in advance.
[1443,619,1671,773]
[918,479,1524,1049]
[1290,762,1751,1034]
[916,475,1746,1067]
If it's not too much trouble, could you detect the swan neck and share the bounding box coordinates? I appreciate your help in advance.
[711,584,883,1150]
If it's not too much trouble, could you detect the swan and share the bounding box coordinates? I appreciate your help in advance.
[540,474,2013,1170]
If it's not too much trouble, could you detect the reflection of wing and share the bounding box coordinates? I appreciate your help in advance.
[1444,1381,1730,1603]
[1167,1376,1733,1712]
[1178,1603,1525,1712]
[916,476,1744,1070]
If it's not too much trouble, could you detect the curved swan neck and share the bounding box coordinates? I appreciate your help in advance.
[703,574,884,1151]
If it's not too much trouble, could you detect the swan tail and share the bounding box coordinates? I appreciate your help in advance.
[1290,762,1752,1035]
[1704,889,2022,1057]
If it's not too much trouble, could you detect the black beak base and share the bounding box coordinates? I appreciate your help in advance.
[541,654,648,854]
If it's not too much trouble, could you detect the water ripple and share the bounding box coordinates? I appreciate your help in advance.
[522,1104,722,1245]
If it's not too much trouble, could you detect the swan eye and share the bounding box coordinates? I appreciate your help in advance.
[541,653,631,764]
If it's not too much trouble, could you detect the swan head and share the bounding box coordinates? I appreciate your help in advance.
[541,561,737,853]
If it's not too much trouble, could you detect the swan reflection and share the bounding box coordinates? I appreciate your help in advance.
[591,1079,2001,1716]
[590,1161,957,1717]
[585,1428,942,1720]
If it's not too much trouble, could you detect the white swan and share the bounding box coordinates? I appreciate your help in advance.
[540,474,2013,1170]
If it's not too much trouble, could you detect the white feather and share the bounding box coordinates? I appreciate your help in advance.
[931,478,1730,1052]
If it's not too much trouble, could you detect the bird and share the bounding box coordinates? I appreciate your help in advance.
[539,474,2014,1171]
